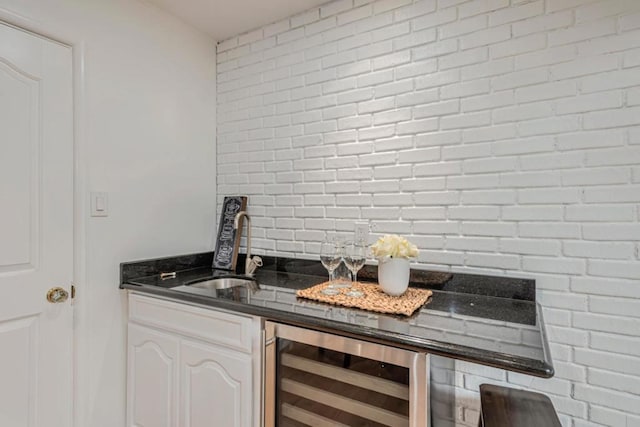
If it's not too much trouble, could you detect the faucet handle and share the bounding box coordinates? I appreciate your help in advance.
[246,256,263,276]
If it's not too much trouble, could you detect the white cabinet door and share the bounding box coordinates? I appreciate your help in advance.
[127,294,260,427]
[180,339,254,427]
[127,323,179,427]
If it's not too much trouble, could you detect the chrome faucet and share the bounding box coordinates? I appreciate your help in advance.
[234,211,262,276]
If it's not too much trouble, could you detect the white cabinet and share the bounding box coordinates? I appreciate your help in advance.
[126,293,262,427]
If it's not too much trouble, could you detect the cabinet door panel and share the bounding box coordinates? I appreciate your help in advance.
[127,323,179,427]
[181,339,253,427]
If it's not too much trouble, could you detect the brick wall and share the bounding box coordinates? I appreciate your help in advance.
[216,0,640,425]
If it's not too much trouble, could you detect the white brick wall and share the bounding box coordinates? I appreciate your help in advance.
[217,0,640,425]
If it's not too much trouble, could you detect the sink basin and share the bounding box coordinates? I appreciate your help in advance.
[188,277,258,291]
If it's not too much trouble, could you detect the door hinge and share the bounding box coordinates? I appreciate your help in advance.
[71,284,76,299]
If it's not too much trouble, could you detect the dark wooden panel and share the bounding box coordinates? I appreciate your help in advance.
[479,384,561,427]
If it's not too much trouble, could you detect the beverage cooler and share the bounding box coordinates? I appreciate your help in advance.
[264,321,430,427]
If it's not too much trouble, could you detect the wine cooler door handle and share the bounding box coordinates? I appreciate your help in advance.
[263,322,276,427]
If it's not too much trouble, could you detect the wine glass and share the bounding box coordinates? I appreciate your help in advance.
[320,241,341,283]
[344,243,367,297]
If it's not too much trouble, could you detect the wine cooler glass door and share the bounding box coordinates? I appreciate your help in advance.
[263,322,430,427]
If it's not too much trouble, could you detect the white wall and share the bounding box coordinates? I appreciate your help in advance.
[216,0,640,425]
[0,1,216,426]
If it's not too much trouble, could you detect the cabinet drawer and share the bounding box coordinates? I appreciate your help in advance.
[129,294,254,353]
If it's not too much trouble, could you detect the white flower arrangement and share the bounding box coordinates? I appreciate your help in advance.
[371,234,419,260]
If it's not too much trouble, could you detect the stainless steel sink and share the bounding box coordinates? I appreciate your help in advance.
[188,277,258,291]
[170,276,259,299]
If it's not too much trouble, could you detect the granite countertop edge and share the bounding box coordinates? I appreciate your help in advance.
[121,279,554,379]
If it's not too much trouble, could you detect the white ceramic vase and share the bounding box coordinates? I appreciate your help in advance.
[378,257,410,296]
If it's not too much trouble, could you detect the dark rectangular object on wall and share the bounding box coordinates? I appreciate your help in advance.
[212,196,247,271]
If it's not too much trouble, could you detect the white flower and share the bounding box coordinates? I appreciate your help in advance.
[371,234,419,260]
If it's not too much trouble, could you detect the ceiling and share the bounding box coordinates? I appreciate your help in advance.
[147,0,332,41]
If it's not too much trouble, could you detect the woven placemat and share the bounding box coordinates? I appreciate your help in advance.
[296,281,432,317]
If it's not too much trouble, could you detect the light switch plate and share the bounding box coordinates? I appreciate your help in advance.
[90,192,108,217]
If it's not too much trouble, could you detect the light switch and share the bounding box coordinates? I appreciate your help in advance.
[90,192,108,217]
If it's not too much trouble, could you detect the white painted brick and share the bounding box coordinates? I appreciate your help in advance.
[522,256,585,275]
[460,25,511,50]
[373,108,412,125]
[397,33,439,58]
[516,81,576,103]
[580,29,640,57]
[217,4,640,421]
[217,37,238,53]
[446,236,499,251]
[492,68,548,91]
[290,9,319,29]
[462,91,514,112]
[373,50,411,70]
[461,222,516,237]
[440,15,487,40]
[357,39,394,60]
[373,165,413,179]
[500,238,561,256]
[519,222,581,238]
[467,253,520,270]
[441,79,491,99]
[414,161,463,176]
[463,156,516,174]
[372,78,413,97]
[576,0,640,23]
[414,221,459,236]
[443,142,492,160]
[589,258,640,280]
[401,206,444,220]
[322,77,356,95]
[461,190,516,205]
[587,147,640,168]
[575,379,640,417]
[519,115,581,137]
[362,207,401,219]
[415,130,462,147]
[500,171,561,188]
[463,124,517,143]
[503,205,564,221]
[393,0,437,22]
[521,151,584,171]
[361,180,400,192]
[398,147,440,163]
[515,44,577,71]
[448,174,500,189]
[357,123,393,139]
[358,97,395,114]
[373,193,414,206]
[337,168,373,180]
[513,10,574,37]
[400,177,446,191]
[412,38,459,61]
[440,47,488,70]
[491,33,547,59]
[441,111,491,130]
[493,101,553,124]
[488,0,544,26]
[397,118,439,135]
[458,0,509,19]
[591,332,640,358]
[411,8,457,31]
[337,4,373,25]
[395,59,437,80]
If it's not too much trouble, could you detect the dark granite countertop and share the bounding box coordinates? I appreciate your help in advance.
[120,252,553,378]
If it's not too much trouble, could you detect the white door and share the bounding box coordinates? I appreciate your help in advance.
[0,22,74,427]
